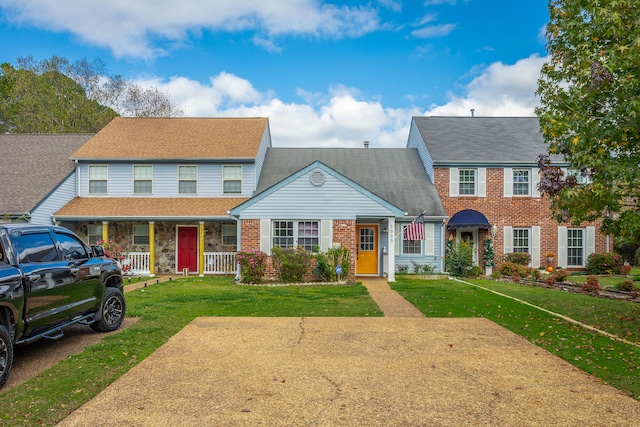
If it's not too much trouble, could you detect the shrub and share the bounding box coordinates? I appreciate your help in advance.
[621,264,632,276]
[619,280,637,292]
[445,240,473,277]
[503,252,531,266]
[581,275,601,293]
[552,269,569,282]
[236,251,267,284]
[421,263,436,274]
[272,246,311,283]
[397,264,409,274]
[313,246,350,282]
[586,252,623,275]
[497,261,530,278]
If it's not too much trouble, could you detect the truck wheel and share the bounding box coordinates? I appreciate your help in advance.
[91,287,126,333]
[0,324,13,389]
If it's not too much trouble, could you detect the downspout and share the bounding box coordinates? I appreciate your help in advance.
[441,219,446,273]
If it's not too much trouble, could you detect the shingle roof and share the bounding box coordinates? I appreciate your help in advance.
[412,116,565,165]
[0,134,93,214]
[71,117,269,161]
[256,148,446,217]
[53,197,247,220]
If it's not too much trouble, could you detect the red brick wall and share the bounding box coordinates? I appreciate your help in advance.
[434,168,607,268]
[333,220,356,279]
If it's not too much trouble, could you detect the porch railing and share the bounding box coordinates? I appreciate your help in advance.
[204,252,237,275]
[123,251,237,276]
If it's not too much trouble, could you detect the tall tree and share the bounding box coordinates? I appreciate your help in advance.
[536,0,640,240]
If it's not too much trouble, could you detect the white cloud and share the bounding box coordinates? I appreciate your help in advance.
[134,54,546,148]
[0,0,381,58]
[411,23,456,38]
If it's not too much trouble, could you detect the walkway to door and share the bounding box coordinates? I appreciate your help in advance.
[360,277,424,317]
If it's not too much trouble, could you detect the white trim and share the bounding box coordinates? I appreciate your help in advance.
[532,168,540,198]
[449,168,459,197]
[178,164,198,194]
[503,226,513,253]
[503,168,513,197]
[259,219,271,254]
[586,226,596,258]
[477,168,486,198]
[175,225,199,274]
[558,226,568,268]
[223,164,243,194]
[320,219,332,252]
[425,222,435,256]
[531,226,540,268]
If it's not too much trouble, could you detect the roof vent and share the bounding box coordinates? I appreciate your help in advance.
[363,140,369,148]
[310,169,325,186]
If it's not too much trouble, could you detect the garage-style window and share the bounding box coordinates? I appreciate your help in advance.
[89,165,108,194]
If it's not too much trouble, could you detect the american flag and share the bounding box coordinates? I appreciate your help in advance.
[404,213,425,240]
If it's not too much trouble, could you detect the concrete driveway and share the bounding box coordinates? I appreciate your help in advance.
[58,315,640,426]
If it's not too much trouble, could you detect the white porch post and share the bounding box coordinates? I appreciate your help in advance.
[387,217,395,282]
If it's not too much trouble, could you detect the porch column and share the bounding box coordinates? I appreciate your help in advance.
[199,221,205,276]
[149,221,156,276]
[387,217,395,282]
[102,221,109,242]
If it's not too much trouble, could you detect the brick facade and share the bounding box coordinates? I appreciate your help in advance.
[434,167,607,270]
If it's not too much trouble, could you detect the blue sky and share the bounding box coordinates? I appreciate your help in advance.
[0,0,550,147]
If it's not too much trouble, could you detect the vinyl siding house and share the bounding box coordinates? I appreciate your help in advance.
[0,134,93,224]
[408,116,607,271]
[52,117,271,276]
[230,148,448,281]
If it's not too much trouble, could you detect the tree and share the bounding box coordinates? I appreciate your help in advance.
[0,56,182,133]
[536,0,640,241]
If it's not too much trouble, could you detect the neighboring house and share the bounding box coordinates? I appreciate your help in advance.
[230,148,448,281]
[0,134,93,224]
[408,116,607,271]
[52,117,271,276]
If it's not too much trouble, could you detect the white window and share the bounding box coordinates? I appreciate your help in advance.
[567,228,584,266]
[272,220,319,251]
[223,165,242,194]
[89,165,108,194]
[568,168,590,185]
[133,224,150,246]
[179,165,197,194]
[221,224,237,251]
[133,165,153,194]
[459,169,476,195]
[513,228,530,253]
[513,169,530,196]
[402,236,421,255]
[88,224,103,245]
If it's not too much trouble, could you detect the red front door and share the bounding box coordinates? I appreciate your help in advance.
[177,227,198,273]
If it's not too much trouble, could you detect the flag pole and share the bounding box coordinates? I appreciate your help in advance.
[393,210,427,240]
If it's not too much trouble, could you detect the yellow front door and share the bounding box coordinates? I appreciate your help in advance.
[356,225,378,275]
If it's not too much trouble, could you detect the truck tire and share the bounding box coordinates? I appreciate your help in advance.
[0,324,13,389]
[91,287,126,333]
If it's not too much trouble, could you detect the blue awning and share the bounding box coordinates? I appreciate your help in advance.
[447,209,492,230]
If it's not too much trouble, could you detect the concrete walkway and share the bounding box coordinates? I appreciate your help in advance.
[360,277,424,317]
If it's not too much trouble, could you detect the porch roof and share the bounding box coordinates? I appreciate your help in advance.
[53,197,247,221]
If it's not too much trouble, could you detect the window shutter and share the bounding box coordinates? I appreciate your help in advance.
[586,226,596,259]
[320,220,332,252]
[503,168,512,198]
[503,226,513,253]
[449,168,459,197]
[531,168,540,198]
[478,168,486,197]
[531,226,540,268]
[259,219,271,254]
[424,222,435,255]
[558,226,567,268]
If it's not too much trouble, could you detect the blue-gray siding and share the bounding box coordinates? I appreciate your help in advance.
[31,173,78,225]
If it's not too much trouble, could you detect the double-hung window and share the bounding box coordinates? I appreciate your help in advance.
[567,228,584,266]
[133,224,150,246]
[513,169,530,196]
[88,165,108,194]
[272,220,319,251]
[459,169,476,195]
[513,228,530,253]
[223,165,242,194]
[133,165,153,194]
[221,224,237,252]
[88,224,103,245]
[179,165,197,194]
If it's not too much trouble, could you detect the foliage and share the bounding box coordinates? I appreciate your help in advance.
[581,275,601,293]
[313,246,351,281]
[420,263,436,274]
[503,252,531,266]
[397,264,409,274]
[586,252,623,275]
[618,279,637,292]
[96,239,126,260]
[271,246,311,283]
[483,237,495,267]
[236,251,267,284]
[551,268,570,283]
[0,55,183,133]
[497,261,531,278]
[445,238,474,277]
[535,1,640,239]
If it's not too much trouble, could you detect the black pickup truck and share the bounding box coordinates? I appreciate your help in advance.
[0,224,126,389]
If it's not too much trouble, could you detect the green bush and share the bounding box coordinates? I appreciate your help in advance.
[445,240,473,277]
[272,246,311,282]
[236,251,267,284]
[503,252,531,266]
[497,261,530,278]
[586,252,624,275]
[619,280,637,292]
[313,246,350,281]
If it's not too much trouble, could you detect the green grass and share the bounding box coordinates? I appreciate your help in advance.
[0,277,382,426]
[391,277,640,400]
[568,274,634,289]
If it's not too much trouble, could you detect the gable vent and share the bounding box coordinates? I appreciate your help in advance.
[310,169,325,186]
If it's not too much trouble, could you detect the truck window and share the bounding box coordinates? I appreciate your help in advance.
[55,232,89,261]
[17,233,58,263]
